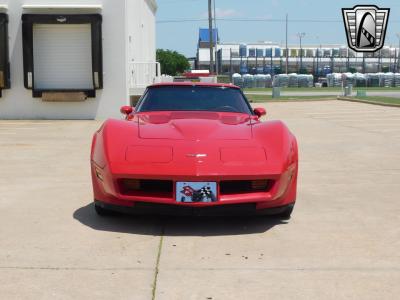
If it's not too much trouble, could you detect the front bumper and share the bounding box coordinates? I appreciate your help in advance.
[91,159,298,214]
[95,200,295,216]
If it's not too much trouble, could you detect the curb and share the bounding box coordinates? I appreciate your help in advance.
[337,97,400,108]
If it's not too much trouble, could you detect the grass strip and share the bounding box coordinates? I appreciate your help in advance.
[243,87,400,93]
[338,96,400,107]
[245,94,336,103]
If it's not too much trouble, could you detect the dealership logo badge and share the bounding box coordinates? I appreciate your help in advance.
[342,5,390,52]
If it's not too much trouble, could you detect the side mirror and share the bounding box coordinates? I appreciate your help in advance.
[253,107,266,118]
[120,106,134,119]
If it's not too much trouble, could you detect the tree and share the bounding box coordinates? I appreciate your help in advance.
[156,49,190,76]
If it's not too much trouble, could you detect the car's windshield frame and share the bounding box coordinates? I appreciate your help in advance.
[135,85,254,115]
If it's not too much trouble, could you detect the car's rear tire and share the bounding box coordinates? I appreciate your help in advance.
[94,203,114,216]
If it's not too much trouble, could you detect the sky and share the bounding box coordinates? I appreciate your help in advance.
[156,0,400,57]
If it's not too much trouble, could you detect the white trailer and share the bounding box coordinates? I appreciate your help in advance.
[0,0,158,119]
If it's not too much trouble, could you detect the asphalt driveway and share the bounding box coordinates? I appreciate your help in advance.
[0,101,399,299]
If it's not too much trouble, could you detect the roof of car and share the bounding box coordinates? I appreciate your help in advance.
[149,82,240,89]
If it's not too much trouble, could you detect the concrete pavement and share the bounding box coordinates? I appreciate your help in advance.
[0,101,399,299]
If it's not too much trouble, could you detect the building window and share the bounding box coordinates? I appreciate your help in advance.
[22,14,103,99]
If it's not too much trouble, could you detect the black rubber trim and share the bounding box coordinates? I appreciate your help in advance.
[95,200,295,217]
[32,89,96,98]
[22,14,103,98]
[0,13,10,96]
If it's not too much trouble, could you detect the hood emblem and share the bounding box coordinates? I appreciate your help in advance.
[186,154,207,158]
[57,17,67,23]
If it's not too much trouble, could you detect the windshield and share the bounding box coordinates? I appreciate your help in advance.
[136,86,253,114]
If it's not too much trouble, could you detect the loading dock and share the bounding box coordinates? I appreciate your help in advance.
[0,0,158,119]
[0,12,10,96]
[22,14,103,99]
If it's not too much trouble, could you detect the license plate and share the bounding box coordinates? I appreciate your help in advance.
[176,182,217,203]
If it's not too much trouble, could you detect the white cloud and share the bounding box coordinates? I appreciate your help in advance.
[215,8,238,18]
[271,0,279,7]
[201,8,240,18]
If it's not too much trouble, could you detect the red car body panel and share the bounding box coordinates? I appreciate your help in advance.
[91,83,298,214]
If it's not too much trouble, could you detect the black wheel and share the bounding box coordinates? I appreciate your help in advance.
[275,204,294,220]
[94,203,114,216]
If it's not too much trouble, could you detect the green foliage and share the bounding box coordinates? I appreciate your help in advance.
[299,67,308,74]
[354,96,400,105]
[217,75,230,84]
[156,49,190,76]
[381,66,390,73]
[245,94,335,103]
[348,67,357,73]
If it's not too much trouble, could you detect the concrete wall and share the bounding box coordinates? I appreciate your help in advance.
[0,0,156,120]
[127,0,156,63]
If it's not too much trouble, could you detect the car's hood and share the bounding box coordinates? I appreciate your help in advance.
[137,111,253,140]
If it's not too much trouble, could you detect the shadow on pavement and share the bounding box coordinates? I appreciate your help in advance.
[73,203,287,237]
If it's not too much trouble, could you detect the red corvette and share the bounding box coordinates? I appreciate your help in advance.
[91,83,298,218]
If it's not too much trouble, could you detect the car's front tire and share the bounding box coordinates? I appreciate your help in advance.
[275,204,294,220]
[94,202,114,216]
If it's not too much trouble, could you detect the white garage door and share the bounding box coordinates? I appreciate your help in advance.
[33,24,93,90]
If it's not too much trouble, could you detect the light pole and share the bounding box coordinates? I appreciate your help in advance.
[297,32,306,73]
[285,14,289,74]
[213,0,218,75]
[316,36,321,76]
[396,33,400,72]
[208,0,214,74]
